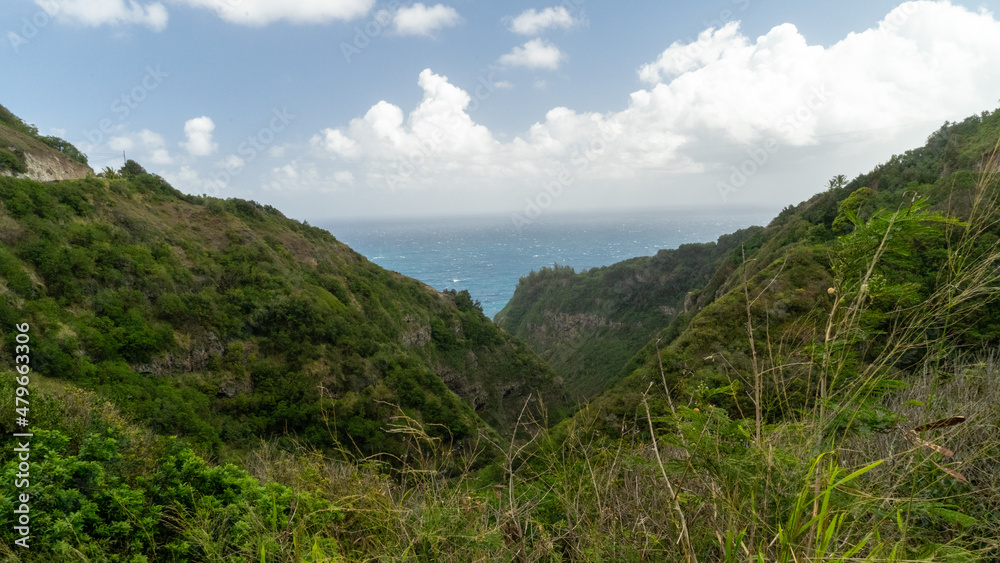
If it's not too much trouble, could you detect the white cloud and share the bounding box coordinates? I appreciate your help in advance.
[311,129,361,159]
[333,170,355,184]
[107,129,174,164]
[391,3,460,36]
[264,159,354,193]
[293,69,499,191]
[216,154,245,169]
[273,2,1000,209]
[508,6,578,35]
[627,1,1000,147]
[40,0,168,31]
[148,149,173,165]
[347,69,489,158]
[172,0,374,26]
[637,21,746,83]
[180,116,218,157]
[138,130,174,164]
[498,39,564,70]
[161,165,225,195]
[108,136,134,152]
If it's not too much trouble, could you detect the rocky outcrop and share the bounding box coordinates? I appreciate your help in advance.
[15,151,92,182]
[527,311,640,348]
[436,362,489,412]
[132,332,225,376]
[218,376,253,398]
[683,291,698,313]
[401,315,432,348]
[1,112,93,182]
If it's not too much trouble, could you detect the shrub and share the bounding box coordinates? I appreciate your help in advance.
[0,149,26,174]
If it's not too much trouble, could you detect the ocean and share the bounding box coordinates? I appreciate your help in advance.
[322,207,777,319]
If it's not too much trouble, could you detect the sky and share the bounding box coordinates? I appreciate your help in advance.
[2,0,1000,224]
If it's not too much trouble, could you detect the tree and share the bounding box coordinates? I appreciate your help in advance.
[97,166,122,179]
[121,159,147,177]
[826,174,847,191]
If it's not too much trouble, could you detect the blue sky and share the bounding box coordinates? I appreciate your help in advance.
[3,0,1000,223]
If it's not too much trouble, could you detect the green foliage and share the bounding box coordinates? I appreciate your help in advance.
[496,228,762,400]
[832,186,876,233]
[3,104,1000,562]
[0,168,562,464]
[120,159,147,177]
[0,381,344,562]
[38,135,88,165]
[0,148,27,174]
[0,103,88,165]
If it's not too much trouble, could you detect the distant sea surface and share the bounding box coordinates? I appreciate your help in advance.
[322,208,776,319]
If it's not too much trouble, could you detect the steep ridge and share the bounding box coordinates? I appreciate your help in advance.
[495,111,1000,407]
[495,227,761,401]
[2,103,999,562]
[565,108,1000,434]
[0,103,92,182]
[0,106,566,460]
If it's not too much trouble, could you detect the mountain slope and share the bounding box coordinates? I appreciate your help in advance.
[493,109,1000,406]
[562,107,1000,435]
[3,104,1000,563]
[0,103,92,182]
[0,135,566,461]
[494,226,761,400]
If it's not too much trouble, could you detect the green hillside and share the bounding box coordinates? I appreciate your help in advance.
[495,227,761,401]
[574,109,1000,433]
[0,157,567,463]
[2,105,1000,562]
[0,103,91,181]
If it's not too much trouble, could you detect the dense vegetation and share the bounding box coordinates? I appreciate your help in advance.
[0,157,566,465]
[513,108,1000,559]
[495,227,761,400]
[2,106,1000,561]
[0,103,88,167]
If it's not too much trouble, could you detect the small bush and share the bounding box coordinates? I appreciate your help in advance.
[0,149,26,174]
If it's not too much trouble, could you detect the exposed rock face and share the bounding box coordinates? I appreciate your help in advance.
[1,147,92,182]
[436,363,489,412]
[531,311,622,337]
[684,291,697,313]
[218,376,253,398]
[526,311,643,349]
[972,156,1000,174]
[132,332,226,376]
[401,315,432,348]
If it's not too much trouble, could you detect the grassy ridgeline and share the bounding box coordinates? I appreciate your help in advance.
[0,168,567,464]
[1,106,1000,560]
[2,351,998,560]
[495,226,763,402]
[0,167,997,563]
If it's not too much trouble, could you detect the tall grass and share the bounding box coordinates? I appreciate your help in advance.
[208,153,1000,562]
[6,150,998,563]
